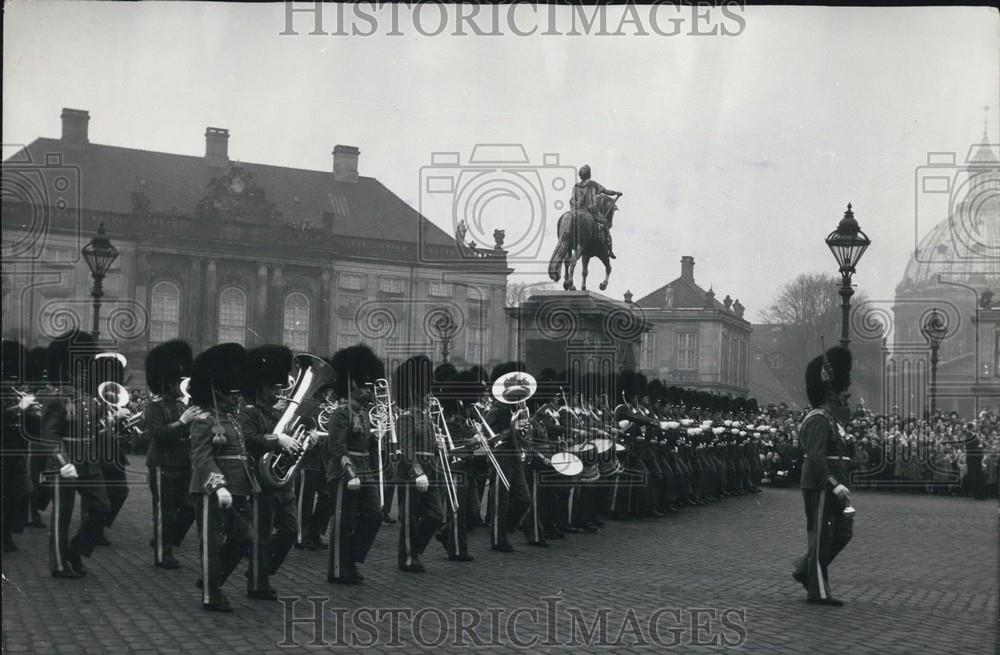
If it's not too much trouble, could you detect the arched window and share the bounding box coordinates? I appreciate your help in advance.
[218,287,247,345]
[150,281,181,345]
[282,292,310,351]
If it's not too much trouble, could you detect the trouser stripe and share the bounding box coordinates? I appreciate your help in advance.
[403,485,412,566]
[52,476,63,572]
[815,489,828,600]
[154,467,164,564]
[201,498,210,605]
[332,480,343,578]
[297,474,306,544]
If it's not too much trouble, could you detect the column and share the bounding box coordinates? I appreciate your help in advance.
[270,265,284,343]
[316,269,331,355]
[186,257,203,344]
[203,259,218,350]
[255,264,269,346]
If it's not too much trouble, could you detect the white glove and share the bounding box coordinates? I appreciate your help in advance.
[347,477,361,491]
[59,463,79,479]
[832,484,850,500]
[179,406,203,425]
[276,434,301,455]
[619,419,631,430]
[216,487,233,509]
[415,474,429,492]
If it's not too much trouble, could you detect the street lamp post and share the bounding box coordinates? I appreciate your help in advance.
[825,203,871,348]
[82,223,119,341]
[922,308,946,414]
[431,310,457,364]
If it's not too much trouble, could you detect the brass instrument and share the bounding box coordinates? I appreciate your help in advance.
[13,387,43,413]
[468,407,510,490]
[428,397,460,512]
[179,377,191,406]
[258,354,336,488]
[96,380,144,437]
[368,378,397,506]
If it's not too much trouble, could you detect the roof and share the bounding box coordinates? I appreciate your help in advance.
[635,276,731,312]
[3,137,454,247]
[748,352,801,408]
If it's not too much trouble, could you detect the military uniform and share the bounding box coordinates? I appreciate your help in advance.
[324,398,382,582]
[486,404,530,550]
[190,408,256,609]
[144,393,194,567]
[397,408,444,570]
[295,431,330,549]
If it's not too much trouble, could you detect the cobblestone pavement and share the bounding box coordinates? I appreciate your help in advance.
[2,477,996,654]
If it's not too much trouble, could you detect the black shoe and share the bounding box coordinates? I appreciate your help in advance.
[573,524,597,534]
[156,555,181,570]
[51,569,82,580]
[561,525,582,534]
[247,588,279,601]
[28,517,46,528]
[449,553,475,562]
[792,571,808,590]
[348,564,365,582]
[294,542,309,550]
[544,531,565,540]
[327,575,362,585]
[382,514,397,525]
[2,537,18,553]
[527,541,549,547]
[195,578,203,589]
[609,251,617,259]
[66,549,87,576]
[491,544,515,553]
[399,563,426,573]
[591,519,605,528]
[807,598,844,607]
[203,597,233,613]
[311,538,328,550]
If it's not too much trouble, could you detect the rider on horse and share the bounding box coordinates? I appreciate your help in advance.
[570,164,622,259]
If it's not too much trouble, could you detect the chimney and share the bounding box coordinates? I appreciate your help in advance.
[680,255,695,282]
[205,127,229,167]
[333,145,360,183]
[61,108,90,145]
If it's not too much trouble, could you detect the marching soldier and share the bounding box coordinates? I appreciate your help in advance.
[792,345,855,607]
[40,330,109,579]
[88,352,131,546]
[295,388,330,550]
[2,340,33,553]
[239,345,300,600]
[437,369,482,561]
[394,355,444,572]
[25,346,52,529]
[324,344,385,584]
[143,340,198,569]
[486,362,532,552]
[189,342,255,612]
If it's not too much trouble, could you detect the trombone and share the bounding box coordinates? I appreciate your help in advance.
[469,404,510,490]
[428,397,460,513]
[368,378,397,507]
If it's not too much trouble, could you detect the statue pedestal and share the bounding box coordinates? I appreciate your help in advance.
[511,290,649,377]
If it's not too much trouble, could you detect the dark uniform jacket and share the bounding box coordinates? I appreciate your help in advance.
[143,394,189,469]
[799,408,852,491]
[325,398,374,480]
[188,407,258,497]
[398,408,438,480]
[40,391,102,476]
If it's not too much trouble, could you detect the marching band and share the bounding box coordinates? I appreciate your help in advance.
[1,332,769,612]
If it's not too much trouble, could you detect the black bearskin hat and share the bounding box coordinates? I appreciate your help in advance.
[2,340,26,383]
[329,344,383,398]
[189,343,246,408]
[648,378,666,403]
[619,369,640,402]
[490,361,527,384]
[440,369,485,413]
[805,346,852,407]
[242,345,294,397]
[145,340,193,394]
[47,330,98,383]
[27,347,48,383]
[393,354,433,410]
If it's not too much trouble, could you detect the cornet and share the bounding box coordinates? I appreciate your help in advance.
[428,397,460,513]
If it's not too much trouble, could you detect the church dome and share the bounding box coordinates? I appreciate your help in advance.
[897,134,1000,293]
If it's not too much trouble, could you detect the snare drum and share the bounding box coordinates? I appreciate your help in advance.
[549,451,583,477]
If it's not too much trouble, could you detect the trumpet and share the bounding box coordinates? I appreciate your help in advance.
[428,397,460,513]
[368,378,397,506]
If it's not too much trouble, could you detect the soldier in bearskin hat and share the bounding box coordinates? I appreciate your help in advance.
[188,342,254,612]
[88,351,131,546]
[484,361,532,552]
[25,346,52,528]
[394,354,444,572]
[792,345,854,607]
[324,344,385,583]
[2,340,32,553]
[237,345,298,601]
[40,329,109,579]
[143,339,199,569]
[434,369,483,561]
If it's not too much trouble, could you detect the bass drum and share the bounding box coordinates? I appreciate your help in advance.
[549,451,583,477]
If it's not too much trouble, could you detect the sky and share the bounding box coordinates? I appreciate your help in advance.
[4,3,998,323]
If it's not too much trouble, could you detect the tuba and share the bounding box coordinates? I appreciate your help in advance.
[258,354,337,488]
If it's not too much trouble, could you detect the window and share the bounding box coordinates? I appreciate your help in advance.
[429,281,453,298]
[339,273,365,291]
[282,292,310,351]
[468,297,489,323]
[379,277,404,294]
[677,332,698,371]
[466,326,490,365]
[640,332,657,370]
[46,246,75,264]
[150,281,181,345]
[218,287,247,345]
[337,317,360,350]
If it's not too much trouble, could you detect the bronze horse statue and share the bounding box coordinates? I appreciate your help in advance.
[547,194,617,291]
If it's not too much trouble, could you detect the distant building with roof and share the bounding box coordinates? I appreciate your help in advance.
[632,256,751,396]
[888,117,1000,416]
[2,108,512,379]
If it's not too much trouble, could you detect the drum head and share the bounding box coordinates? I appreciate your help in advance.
[567,442,595,454]
[550,452,583,477]
[590,437,613,454]
[615,442,627,453]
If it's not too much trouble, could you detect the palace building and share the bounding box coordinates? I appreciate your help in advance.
[633,256,752,397]
[2,108,513,381]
